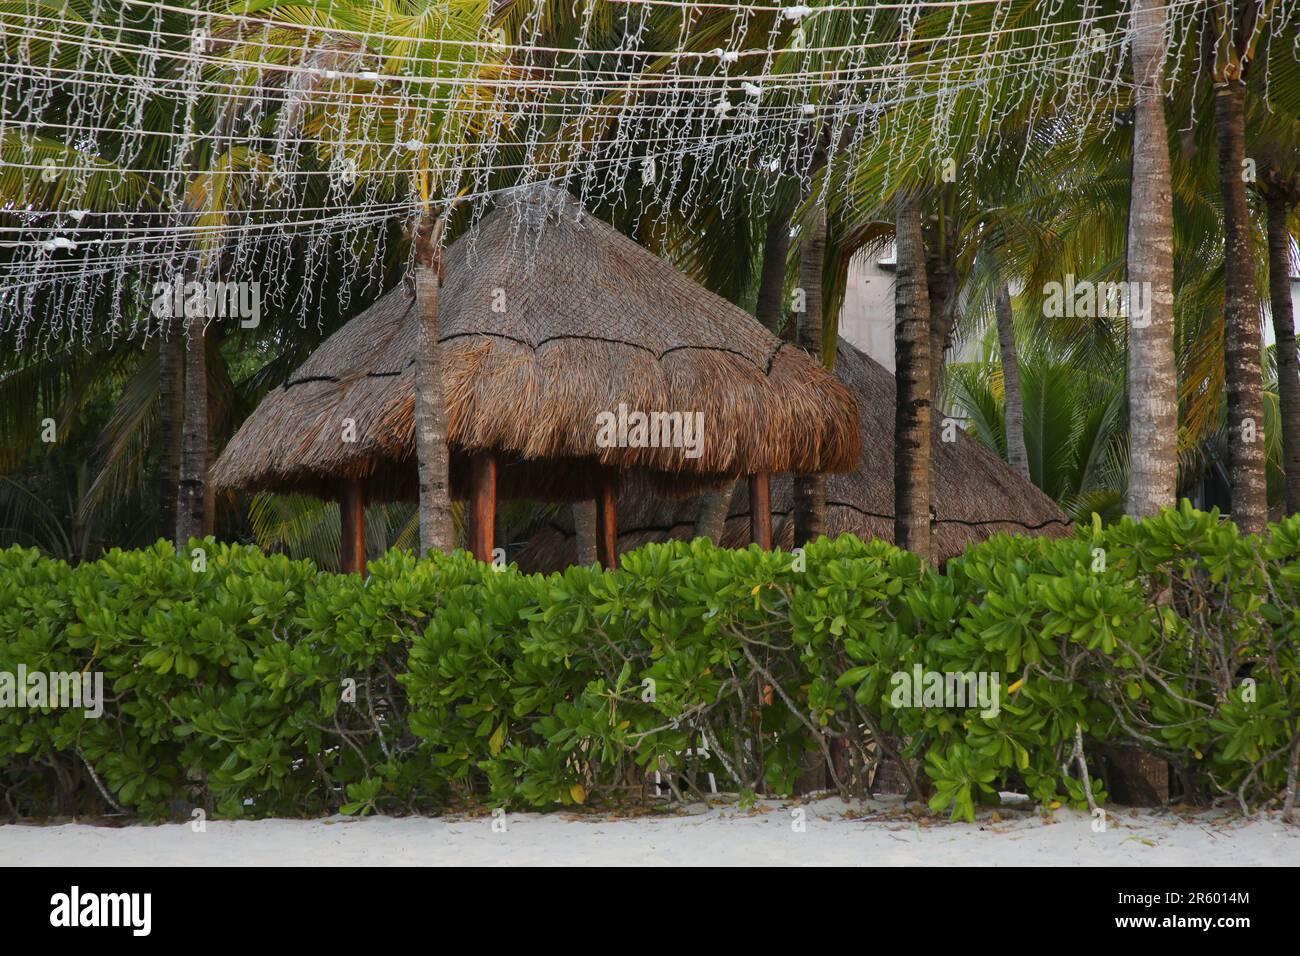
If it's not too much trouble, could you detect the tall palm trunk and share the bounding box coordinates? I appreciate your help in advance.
[1266,191,1300,515]
[1216,78,1268,532]
[792,202,827,546]
[159,331,184,540]
[174,312,207,547]
[924,195,959,561]
[1126,0,1179,519]
[414,215,456,555]
[894,190,932,563]
[755,205,793,334]
[925,207,957,403]
[994,282,1031,482]
[1114,6,1179,803]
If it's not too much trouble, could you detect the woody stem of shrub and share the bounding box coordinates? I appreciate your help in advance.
[1282,731,1300,823]
[1073,723,1099,814]
[851,700,922,800]
[77,747,124,815]
[740,641,847,798]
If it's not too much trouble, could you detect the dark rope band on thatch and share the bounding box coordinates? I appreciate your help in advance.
[281,334,788,391]
[937,516,1071,530]
[542,504,1071,541]
[281,375,338,389]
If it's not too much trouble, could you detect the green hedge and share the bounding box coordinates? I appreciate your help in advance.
[1,502,1298,822]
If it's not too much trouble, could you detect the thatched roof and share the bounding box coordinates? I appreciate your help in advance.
[211,187,860,503]
[515,338,1072,568]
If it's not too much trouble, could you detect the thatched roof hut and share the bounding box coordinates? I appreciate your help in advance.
[212,187,858,503]
[515,338,1072,570]
[211,186,860,569]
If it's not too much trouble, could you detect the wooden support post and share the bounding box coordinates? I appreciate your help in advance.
[469,451,497,563]
[340,479,367,575]
[749,473,772,549]
[595,476,619,570]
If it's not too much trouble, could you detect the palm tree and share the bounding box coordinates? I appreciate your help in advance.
[926,179,960,404]
[277,0,502,555]
[792,121,835,546]
[792,197,829,545]
[755,203,795,336]
[893,188,932,562]
[158,335,184,538]
[1,0,311,549]
[1262,179,1300,514]
[0,136,230,552]
[413,213,455,555]
[175,310,209,545]
[1256,113,1300,515]
[1126,0,1179,519]
[947,340,1129,522]
[993,281,1031,482]
[0,0,429,556]
[824,3,1168,553]
[1209,1,1270,531]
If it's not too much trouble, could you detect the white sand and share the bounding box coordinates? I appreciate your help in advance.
[4,798,1296,866]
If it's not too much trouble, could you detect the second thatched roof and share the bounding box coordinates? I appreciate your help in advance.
[211,186,860,503]
[515,338,1073,567]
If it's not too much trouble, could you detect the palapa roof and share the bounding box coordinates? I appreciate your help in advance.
[515,338,1073,568]
[211,187,860,503]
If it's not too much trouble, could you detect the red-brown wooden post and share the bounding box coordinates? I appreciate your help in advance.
[749,473,772,549]
[595,476,619,570]
[469,450,498,563]
[340,479,367,575]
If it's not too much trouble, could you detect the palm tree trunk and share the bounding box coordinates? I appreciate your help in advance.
[1117,8,1178,800]
[1126,0,1180,520]
[894,190,932,563]
[74,459,88,563]
[994,282,1031,482]
[204,357,217,537]
[695,483,736,545]
[572,500,598,565]
[755,205,793,334]
[159,331,184,541]
[1215,78,1269,532]
[792,202,827,546]
[925,215,957,404]
[174,313,207,547]
[414,215,456,555]
[1266,191,1300,515]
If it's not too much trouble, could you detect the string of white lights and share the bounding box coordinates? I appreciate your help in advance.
[0,7,1161,93]
[0,0,1287,345]
[89,0,1151,60]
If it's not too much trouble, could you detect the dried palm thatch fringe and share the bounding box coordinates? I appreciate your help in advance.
[211,186,860,503]
[515,339,1072,569]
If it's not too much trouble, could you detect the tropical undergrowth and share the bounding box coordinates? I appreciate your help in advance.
[1,502,1297,823]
